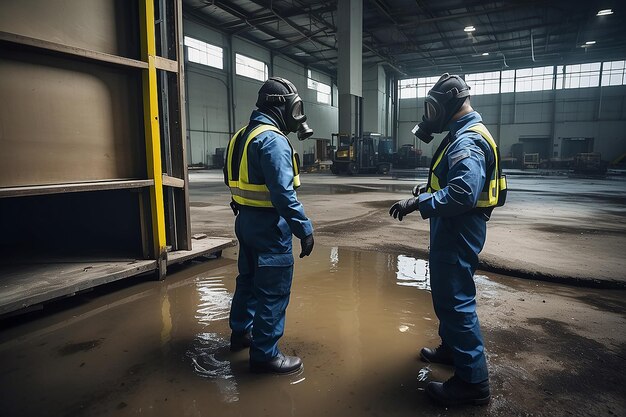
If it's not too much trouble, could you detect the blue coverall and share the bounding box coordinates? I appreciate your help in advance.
[229,110,313,362]
[417,111,494,383]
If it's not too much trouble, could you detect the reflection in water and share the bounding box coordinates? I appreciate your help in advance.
[474,274,507,300]
[330,246,339,272]
[194,276,231,324]
[186,276,239,402]
[160,292,173,347]
[417,366,431,382]
[396,255,430,291]
[290,377,306,385]
[416,366,433,391]
[0,246,471,416]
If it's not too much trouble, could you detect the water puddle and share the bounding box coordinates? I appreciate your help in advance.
[0,246,481,416]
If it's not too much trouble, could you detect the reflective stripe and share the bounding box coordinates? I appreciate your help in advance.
[428,123,506,209]
[228,180,267,192]
[226,126,247,185]
[468,123,500,207]
[231,188,273,207]
[225,123,301,208]
[427,142,450,193]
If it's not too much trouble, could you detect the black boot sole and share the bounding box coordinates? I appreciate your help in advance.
[250,363,303,375]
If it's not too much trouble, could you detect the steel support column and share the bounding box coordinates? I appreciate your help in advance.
[140,0,167,279]
[337,0,362,137]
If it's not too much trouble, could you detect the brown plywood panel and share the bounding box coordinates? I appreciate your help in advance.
[0,0,138,59]
[0,49,146,187]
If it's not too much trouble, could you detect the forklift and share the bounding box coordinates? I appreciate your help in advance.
[330,133,393,175]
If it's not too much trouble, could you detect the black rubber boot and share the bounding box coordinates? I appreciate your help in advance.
[420,343,454,366]
[250,353,303,375]
[426,375,490,406]
[230,331,252,352]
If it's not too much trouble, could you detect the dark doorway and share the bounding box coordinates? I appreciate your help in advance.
[519,137,551,161]
[561,137,594,159]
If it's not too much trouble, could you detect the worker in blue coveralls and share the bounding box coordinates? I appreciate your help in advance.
[224,77,315,375]
[389,73,507,406]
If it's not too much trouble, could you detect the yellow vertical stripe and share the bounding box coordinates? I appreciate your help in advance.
[139,0,167,258]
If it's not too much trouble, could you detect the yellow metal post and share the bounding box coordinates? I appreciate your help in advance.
[139,0,167,278]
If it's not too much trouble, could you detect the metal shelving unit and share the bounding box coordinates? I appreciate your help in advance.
[0,0,234,316]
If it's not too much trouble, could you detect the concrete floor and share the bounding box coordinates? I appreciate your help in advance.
[0,247,623,416]
[189,170,626,287]
[0,169,624,416]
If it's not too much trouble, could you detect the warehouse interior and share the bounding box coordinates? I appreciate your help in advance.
[180,0,626,170]
[1,1,625,416]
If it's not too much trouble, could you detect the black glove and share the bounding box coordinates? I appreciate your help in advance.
[389,197,420,221]
[229,201,239,216]
[412,183,427,197]
[299,234,314,258]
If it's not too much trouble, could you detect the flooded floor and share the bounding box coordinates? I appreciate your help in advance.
[1,246,624,417]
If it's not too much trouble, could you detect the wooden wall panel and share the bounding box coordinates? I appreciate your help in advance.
[0,0,138,58]
[0,49,145,187]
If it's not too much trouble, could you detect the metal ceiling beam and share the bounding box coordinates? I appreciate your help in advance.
[414,0,463,66]
[398,42,626,72]
[415,4,521,24]
[369,0,548,29]
[291,0,406,73]
[367,0,436,66]
[379,21,586,53]
[220,3,336,30]
[246,0,336,52]
[182,6,333,74]
[277,27,330,52]
[207,0,337,68]
[388,27,626,59]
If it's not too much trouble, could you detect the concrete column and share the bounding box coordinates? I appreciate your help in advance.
[363,64,387,134]
[337,0,362,136]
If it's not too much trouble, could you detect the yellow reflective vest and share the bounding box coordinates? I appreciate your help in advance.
[427,123,507,208]
[225,124,301,208]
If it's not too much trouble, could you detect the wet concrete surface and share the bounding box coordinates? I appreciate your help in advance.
[188,170,626,286]
[1,246,624,417]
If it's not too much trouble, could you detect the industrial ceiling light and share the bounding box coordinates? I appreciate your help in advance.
[464,26,476,32]
[585,40,596,45]
[596,9,613,16]
[482,52,489,56]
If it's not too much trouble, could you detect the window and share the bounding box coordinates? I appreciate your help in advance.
[563,62,601,89]
[307,69,316,89]
[515,66,553,92]
[235,53,268,81]
[399,78,417,99]
[399,77,442,99]
[417,76,441,97]
[501,70,515,93]
[184,36,223,69]
[307,69,332,104]
[465,71,500,95]
[601,60,626,86]
[316,82,331,104]
[556,65,565,89]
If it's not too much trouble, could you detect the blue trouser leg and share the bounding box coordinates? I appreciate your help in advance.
[430,257,489,383]
[229,232,257,335]
[249,263,293,362]
[229,210,294,362]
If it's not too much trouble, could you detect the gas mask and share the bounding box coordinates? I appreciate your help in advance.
[257,77,314,141]
[287,96,314,140]
[412,73,470,144]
